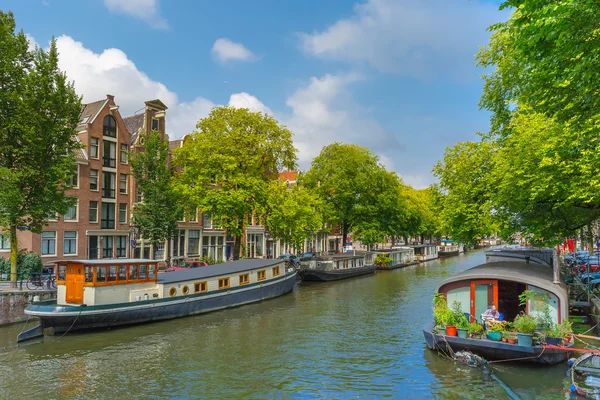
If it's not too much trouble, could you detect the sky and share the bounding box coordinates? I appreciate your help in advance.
[3,0,508,189]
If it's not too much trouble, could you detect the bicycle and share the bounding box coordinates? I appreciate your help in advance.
[25,273,57,290]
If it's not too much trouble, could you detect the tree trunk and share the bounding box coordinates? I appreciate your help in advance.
[233,235,241,260]
[10,224,18,289]
[588,223,594,256]
[391,235,395,248]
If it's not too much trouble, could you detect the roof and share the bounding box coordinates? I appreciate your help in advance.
[278,171,298,182]
[409,244,436,248]
[373,247,413,253]
[78,99,107,129]
[157,258,283,284]
[123,113,144,143]
[145,99,168,110]
[168,139,182,151]
[485,248,555,267]
[53,259,155,265]
[73,147,89,163]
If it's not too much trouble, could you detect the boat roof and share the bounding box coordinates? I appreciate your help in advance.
[485,248,555,267]
[54,258,156,265]
[437,261,567,296]
[409,244,436,248]
[157,258,282,284]
[373,247,412,253]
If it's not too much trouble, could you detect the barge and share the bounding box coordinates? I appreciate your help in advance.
[298,253,376,282]
[19,258,296,342]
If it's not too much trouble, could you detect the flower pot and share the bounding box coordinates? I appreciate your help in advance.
[546,336,563,346]
[445,326,457,337]
[457,328,468,338]
[502,337,507,342]
[487,331,502,341]
[517,333,533,347]
[507,338,517,344]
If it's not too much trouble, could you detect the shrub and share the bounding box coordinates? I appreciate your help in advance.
[514,313,537,334]
[0,250,43,278]
[468,322,483,333]
[374,254,393,267]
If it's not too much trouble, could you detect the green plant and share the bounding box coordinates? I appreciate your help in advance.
[468,323,483,333]
[514,313,537,334]
[433,293,449,326]
[560,320,573,337]
[450,300,469,328]
[544,325,563,338]
[490,323,504,333]
[374,254,393,267]
[503,321,515,331]
[0,250,43,279]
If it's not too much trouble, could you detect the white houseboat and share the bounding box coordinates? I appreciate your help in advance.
[373,247,415,270]
[410,244,438,262]
[18,258,296,342]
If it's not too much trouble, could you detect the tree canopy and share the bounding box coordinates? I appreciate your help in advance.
[0,12,81,285]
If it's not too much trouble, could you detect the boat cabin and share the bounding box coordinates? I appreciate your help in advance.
[55,258,287,307]
[410,244,438,262]
[300,253,367,272]
[436,261,568,325]
[374,247,415,266]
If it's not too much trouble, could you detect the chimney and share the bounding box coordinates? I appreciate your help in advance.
[106,94,115,102]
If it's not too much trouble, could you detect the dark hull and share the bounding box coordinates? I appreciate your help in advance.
[23,272,297,337]
[438,250,459,257]
[423,323,571,365]
[376,262,409,271]
[299,265,377,282]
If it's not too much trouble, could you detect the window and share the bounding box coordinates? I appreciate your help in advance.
[239,273,249,285]
[96,266,107,282]
[119,203,127,224]
[41,231,56,255]
[119,174,127,194]
[88,236,98,259]
[120,144,128,164]
[182,285,189,295]
[202,235,224,261]
[203,213,212,228]
[218,277,230,289]
[169,287,177,297]
[151,118,159,131]
[63,231,77,255]
[194,281,207,293]
[108,266,117,281]
[102,236,114,258]
[101,202,115,229]
[69,166,79,188]
[116,236,127,258]
[58,265,66,280]
[129,265,138,280]
[103,141,116,168]
[137,184,143,203]
[173,230,185,257]
[90,137,99,158]
[118,265,127,280]
[246,233,264,258]
[90,169,98,191]
[148,264,156,279]
[188,230,200,255]
[272,266,280,277]
[102,171,116,198]
[85,266,93,282]
[139,265,147,279]
[103,115,116,138]
[0,234,10,250]
[64,199,78,221]
[257,270,266,281]
[188,208,197,222]
[89,201,98,223]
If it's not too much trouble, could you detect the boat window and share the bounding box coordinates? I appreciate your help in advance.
[239,273,249,285]
[129,265,138,280]
[218,278,230,289]
[58,265,66,281]
[85,266,93,282]
[194,281,207,293]
[118,266,127,281]
[96,266,107,282]
[148,264,156,279]
[108,266,117,281]
[139,265,147,279]
[257,270,266,281]
[182,285,189,295]
[272,266,280,277]
[169,287,177,297]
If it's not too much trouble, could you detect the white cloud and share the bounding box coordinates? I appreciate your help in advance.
[168,97,216,140]
[228,92,272,115]
[104,0,168,30]
[25,34,39,52]
[211,38,257,63]
[299,0,501,80]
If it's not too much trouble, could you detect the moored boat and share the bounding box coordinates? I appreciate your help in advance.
[410,244,438,262]
[19,258,296,342]
[373,247,415,270]
[298,253,376,282]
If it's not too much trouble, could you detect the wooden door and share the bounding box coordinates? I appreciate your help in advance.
[470,280,498,322]
[65,263,84,304]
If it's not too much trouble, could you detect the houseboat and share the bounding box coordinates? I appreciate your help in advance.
[18,258,296,342]
[410,244,438,262]
[373,247,415,270]
[438,240,461,258]
[298,253,376,282]
[423,258,573,365]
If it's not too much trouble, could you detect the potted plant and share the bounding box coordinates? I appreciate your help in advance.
[514,313,537,346]
[456,314,470,338]
[487,323,503,341]
[433,293,449,335]
[501,330,510,342]
[543,325,563,346]
[507,332,517,344]
[374,254,393,269]
[468,322,483,339]
[445,301,467,337]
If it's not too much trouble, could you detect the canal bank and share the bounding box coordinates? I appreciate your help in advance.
[0,250,573,399]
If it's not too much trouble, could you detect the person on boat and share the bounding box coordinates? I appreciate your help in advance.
[482,305,500,323]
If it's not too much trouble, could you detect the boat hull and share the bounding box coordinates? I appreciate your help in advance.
[438,250,459,257]
[376,262,409,271]
[299,265,377,282]
[23,272,297,337]
[423,322,571,365]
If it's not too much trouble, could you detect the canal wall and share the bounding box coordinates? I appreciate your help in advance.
[0,290,56,326]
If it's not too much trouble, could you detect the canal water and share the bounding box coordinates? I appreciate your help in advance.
[0,250,573,399]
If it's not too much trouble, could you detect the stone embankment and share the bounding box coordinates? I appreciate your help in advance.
[0,287,56,326]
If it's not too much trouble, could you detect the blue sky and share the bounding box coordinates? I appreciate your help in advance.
[3,0,507,188]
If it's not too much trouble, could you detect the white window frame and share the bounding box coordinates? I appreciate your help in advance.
[69,164,80,188]
[90,137,99,159]
[203,213,212,229]
[89,201,98,224]
[90,169,99,191]
[188,208,197,223]
[64,199,78,222]
[0,233,10,252]
[63,231,78,256]
[119,203,127,224]
[120,143,128,164]
[119,174,128,194]
[41,231,57,256]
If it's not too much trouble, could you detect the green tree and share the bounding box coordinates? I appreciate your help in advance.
[174,106,297,260]
[263,180,323,252]
[129,130,182,252]
[0,12,81,287]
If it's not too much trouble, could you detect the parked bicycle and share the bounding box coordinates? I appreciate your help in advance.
[25,273,57,290]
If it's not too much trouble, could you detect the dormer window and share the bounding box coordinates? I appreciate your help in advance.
[103,115,117,138]
[151,118,159,131]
